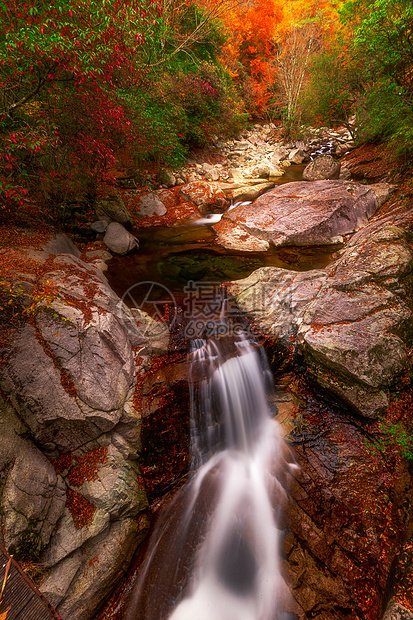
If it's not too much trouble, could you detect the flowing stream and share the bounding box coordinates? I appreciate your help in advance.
[125,326,294,620]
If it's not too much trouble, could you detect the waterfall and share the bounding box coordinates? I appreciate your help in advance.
[126,330,293,620]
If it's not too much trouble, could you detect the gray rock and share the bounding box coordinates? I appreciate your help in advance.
[205,168,220,182]
[56,517,149,620]
[224,208,413,419]
[97,194,131,224]
[42,506,110,567]
[303,155,341,181]
[271,147,289,163]
[223,180,378,247]
[75,443,147,520]
[382,600,413,620]
[288,148,307,164]
[251,163,284,180]
[297,224,413,417]
[0,257,139,453]
[90,220,109,233]
[136,193,167,217]
[2,447,66,554]
[268,165,285,180]
[0,398,66,556]
[103,222,138,255]
[40,550,83,609]
[228,267,328,344]
[0,324,115,453]
[36,305,135,413]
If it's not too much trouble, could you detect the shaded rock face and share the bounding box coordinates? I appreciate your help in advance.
[0,252,162,620]
[137,358,190,502]
[219,180,378,249]
[0,399,66,557]
[97,194,132,225]
[278,378,413,620]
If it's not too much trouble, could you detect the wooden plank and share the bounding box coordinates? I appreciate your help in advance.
[18,594,58,620]
[0,545,62,620]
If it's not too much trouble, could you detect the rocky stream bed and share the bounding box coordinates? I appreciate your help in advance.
[0,126,413,620]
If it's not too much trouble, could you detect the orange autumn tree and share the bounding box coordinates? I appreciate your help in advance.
[219,0,341,120]
[220,0,284,116]
[273,0,342,123]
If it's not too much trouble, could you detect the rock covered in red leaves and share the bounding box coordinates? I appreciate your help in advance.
[103,222,138,255]
[124,181,229,228]
[281,378,413,620]
[178,180,228,212]
[213,218,270,252]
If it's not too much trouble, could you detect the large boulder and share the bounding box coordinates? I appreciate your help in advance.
[227,204,413,418]
[288,148,307,164]
[302,155,341,181]
[220,180,379,249]
[0,253,158,619]
[251,162,284,179]
[52,516,148,620]
[0,397,66,558]
[297,221,413,418]
[228,267,327,344]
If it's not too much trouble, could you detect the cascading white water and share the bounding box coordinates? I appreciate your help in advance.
[126,330,293,620]
[170,335,288,620]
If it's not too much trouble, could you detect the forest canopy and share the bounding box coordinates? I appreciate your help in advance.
[0,0,412,209]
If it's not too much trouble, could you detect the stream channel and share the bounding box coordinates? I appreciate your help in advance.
[101,163,341,620]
